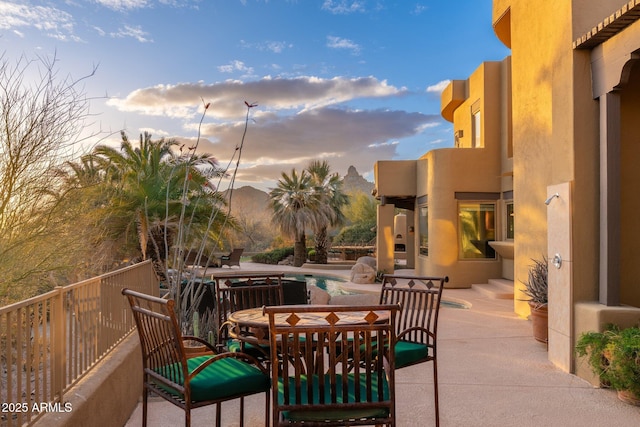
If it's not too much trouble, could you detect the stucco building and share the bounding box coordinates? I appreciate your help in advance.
[374,0,640,381]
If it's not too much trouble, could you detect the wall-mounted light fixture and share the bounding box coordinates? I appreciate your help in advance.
[544,193,560,205]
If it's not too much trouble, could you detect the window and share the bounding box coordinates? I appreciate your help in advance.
[471,110,482,148]
[458,202,496,259]
[506,202,514,240]
[418,205,428,256]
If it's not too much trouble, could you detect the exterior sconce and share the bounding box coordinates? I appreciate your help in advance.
[408,226,415,233]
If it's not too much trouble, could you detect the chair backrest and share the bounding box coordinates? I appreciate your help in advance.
[265,304,399,426]
[379,275,448,347]
[122,288,189,398]
[213,273,285,343]
[281,279,309,305]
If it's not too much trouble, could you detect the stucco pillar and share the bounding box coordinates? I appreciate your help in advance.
[599,91,621,306]
[405,209,416,269]
[376,204,395,273]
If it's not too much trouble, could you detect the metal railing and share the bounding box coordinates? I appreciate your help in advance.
[0,261,157,427]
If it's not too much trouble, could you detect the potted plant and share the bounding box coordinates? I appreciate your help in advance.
[307,249,317,262]
[521,257,548,344]
[576,324,640,405]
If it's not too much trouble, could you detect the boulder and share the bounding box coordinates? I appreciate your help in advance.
[349,262,376,284]
[308,285,331,305]
[356,256,377,269]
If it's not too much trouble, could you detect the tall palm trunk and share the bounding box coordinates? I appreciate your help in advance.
[315,226,329,264]
[294,233,307,267]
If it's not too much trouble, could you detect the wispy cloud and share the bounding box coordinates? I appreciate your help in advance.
[95,0,151,12]
[321,0,366,14]
[240,39,293,54]
[326,36,361,54]
[217,60,255,75]
[426,80,450,94]
[110,25,153,42]
[0,1,79,41]
[412,4,428,15]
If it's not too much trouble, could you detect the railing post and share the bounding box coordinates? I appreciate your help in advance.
[52,286,66,400]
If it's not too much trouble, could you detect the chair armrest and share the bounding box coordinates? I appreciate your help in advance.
[188,350,269,379]
[181,335,219,354]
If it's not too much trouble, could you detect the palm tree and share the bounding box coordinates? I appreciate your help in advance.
[78,132,231,269]
[307,160,348,264]
[269,169,319,267]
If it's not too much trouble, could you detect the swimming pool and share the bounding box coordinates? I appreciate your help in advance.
[283,274,351,296]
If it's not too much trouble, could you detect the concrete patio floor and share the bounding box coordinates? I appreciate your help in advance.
[125,262,640,426]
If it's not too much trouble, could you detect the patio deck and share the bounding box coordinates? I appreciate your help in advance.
[125,262,640,426]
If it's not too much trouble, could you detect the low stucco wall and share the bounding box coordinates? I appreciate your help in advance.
[33,333,142,427]
[574,302,640,385]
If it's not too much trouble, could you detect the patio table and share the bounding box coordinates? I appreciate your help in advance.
[227,306,391,345]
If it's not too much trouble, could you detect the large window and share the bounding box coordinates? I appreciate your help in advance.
[418,205,428,256]
[458,202,496,259]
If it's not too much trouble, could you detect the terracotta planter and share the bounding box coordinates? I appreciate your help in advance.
[528,302,548,344]
[183,341,213,359]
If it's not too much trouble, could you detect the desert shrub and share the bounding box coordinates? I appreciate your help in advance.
[332,222,376,246]
[251,247,295,264]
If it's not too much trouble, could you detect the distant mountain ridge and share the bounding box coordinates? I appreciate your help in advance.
[226,166,373,208]
[342,165,374,195]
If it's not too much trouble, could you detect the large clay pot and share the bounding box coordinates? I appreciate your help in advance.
[528,302,548,344]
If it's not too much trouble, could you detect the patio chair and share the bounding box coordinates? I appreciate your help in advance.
[183,250,219,268]
[122,288,270,427]
[379,274,448,427]
[220,248,244,268]
[265,304,399,427]
[213,273,285,362]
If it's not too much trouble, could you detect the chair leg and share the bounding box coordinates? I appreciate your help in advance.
[265,391,270,427]
[142,388,148,427]
[239,396,245,427]
[433,359,439,427]
[216,402,222,427]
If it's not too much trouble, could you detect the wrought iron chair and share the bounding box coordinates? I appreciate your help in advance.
[379,274,449,427]
[265,304,399,426]
[122,288,270,427]
[213,273,285,362]
[220,248,244,268]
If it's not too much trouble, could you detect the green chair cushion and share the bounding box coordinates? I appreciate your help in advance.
[226,339,270,358]
[395,341,429,368]
[278,373,389,422]
[156,355,270,402]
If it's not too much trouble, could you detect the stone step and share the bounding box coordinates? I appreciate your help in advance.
[472,279,514,299]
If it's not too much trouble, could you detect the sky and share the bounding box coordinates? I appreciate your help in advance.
[0,0,510,192]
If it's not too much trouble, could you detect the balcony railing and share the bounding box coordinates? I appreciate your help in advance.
[0,261,157,427]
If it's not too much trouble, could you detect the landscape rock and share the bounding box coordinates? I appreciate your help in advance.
[349,262,376,284]
[308,285,331,305]
[356,256,376,269]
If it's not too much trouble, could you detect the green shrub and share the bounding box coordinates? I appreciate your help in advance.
[332,222,376,246]
[251,247,294,264]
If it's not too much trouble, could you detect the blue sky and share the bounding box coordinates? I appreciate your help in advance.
[0,0,509,191]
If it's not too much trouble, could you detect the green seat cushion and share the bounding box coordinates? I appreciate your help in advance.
[395,341,429,368]
[226,339,270,358]
[156,355,270,402]
[278,373,389,422]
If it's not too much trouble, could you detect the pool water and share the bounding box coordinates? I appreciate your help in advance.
[284,274,351,296]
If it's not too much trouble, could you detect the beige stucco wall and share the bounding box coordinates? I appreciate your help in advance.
[496,2,600,318]
[493,0,640,378]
